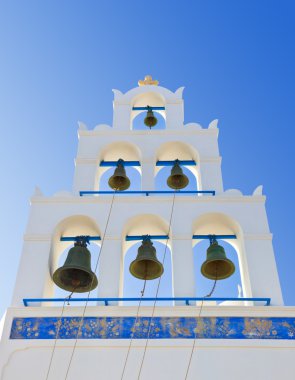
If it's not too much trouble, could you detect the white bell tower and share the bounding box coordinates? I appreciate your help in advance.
[0,76,294,380]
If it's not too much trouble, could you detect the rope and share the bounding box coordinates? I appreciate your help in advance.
[45,290,74,380]
[63,190,117,380]
[136,191,177,379]
[184,269,218,380]
[120,279,147,380]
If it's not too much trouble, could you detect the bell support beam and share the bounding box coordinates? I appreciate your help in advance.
[132,106,165,111]
[60,236,101,242]
[126,235,169,241]
[193,234,237,240]
[156,160,196,166]
[80,190,216,196]
[100,160,141,167]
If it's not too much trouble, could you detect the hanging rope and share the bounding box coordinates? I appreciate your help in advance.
[63,190,117,380]
[136,191,177,379]
[184,268,218,380]
[120,278,147,380]
[45,289,74,380]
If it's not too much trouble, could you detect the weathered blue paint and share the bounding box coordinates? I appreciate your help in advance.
[10,316,295,340]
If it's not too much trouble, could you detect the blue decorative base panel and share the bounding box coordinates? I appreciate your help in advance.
[10,316,295,340]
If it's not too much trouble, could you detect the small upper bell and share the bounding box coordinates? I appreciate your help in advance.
[108,161,131,191]
[129,238,164,280]
[167,161,189,190]
[144,106,158,128]
[201,238,235,280]
[53,240,98,293]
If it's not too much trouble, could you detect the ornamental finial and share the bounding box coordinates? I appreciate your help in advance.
[138,75,159,86]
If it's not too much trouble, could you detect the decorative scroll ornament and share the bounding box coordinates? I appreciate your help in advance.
[138,75,159,86]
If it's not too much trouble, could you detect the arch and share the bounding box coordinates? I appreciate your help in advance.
[48,215,101,297]
[155,141,200,190]
[131,91,166,129]
[192,212,252,299]
[96,141,142,190]
[120,214,173,298]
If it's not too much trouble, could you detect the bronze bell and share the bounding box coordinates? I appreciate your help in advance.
[144,106,158,128]
[201,239,235,280]
[167,161,189,189]
[129,238,164,280]
[53,240,98,293]
[108,160,131,191]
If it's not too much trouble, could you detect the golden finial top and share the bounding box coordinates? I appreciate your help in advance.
[138,75,159,86]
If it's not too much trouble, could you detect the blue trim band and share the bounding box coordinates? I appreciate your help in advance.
[11,315,295,340]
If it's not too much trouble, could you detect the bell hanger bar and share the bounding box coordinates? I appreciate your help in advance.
[156,159,196,166]
[126,234,169,241]
[193,234,237,240]
[60,235,101,242]
[100,159,141,167]
[132,106,165,111]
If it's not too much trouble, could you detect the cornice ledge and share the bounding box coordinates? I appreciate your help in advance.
[30,194,266,204]
[78,128,218,136]
[75,158,98,165]
[200,156,222,163]
[244,233,273,241]
[23,234,52,242]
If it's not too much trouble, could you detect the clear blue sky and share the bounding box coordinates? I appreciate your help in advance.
[0,1,294,315]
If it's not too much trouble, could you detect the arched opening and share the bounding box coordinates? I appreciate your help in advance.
[49,215,101,304]
[155,141,200,191]
[121,214,173,305]
[193,213,252,304]
[131,91,166,130]
[96,141,142,191]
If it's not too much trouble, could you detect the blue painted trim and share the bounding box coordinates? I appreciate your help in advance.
[132,106,165,111]
[13,315,294,340]
[23,297,271,307]
[156,160,196,166]
[80,190,216,196]
[60,236,101,242]
[193,234,237,240]
[100,160,141,167]
[126,235,169,241]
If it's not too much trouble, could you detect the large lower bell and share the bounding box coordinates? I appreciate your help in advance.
[108,161,131,191]
[201,240,235,280]
[129,239,164,280]
[167,161,189,190]
[144,106,158,128]
[53,241,98,293]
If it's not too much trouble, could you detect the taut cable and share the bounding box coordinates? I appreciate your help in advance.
[137,191,176,379]
[63,190,117,380]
